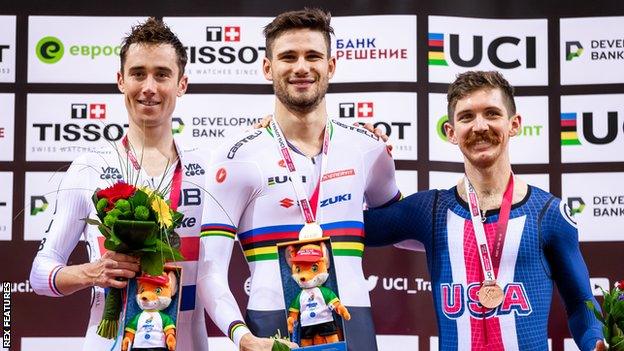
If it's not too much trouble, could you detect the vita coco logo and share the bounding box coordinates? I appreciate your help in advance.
[441,282,532,319]
[334,37,408,61]
[560,111,622,146]
[36,36,121,64]
[565,39,624,61]
[428,32,537,69]
[435,115,543,141]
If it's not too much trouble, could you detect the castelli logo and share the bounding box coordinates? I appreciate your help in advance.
[278,159,286,168]
[216,167,227,183]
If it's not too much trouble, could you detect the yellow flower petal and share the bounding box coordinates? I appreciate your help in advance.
[151,196,172,228]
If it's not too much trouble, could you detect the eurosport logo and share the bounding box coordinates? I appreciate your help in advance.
[339,102,374,118]
[28,16,144,83]
[327,92,418,161]
[428,94,549,164]
[0,15,16,82]
[26,94,129,161]
[331,15,416,82]
[562,173,624,242]
[560,17,624,84]
[35,36,120,64]
[428,16,548,86]
[0,172,12,240]
[164,17,269,84]
[561,94,624,163]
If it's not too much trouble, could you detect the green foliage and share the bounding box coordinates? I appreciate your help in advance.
[586,285,624,350]
[96,198,108,213]
[134,205,150,221]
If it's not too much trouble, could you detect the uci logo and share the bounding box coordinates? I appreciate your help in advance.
[561,111,623,146]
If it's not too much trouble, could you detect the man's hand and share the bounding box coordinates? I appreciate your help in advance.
[357,122,392,152]
[253,115,273,129]
[85,251,140,289]
[240,333,298,351]
[593,340,607,351]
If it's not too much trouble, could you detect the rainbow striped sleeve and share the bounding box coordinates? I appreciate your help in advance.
[201,223,237,240]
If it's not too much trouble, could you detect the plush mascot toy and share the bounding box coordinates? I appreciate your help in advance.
[286,242,351,346]
[122,271,177,351]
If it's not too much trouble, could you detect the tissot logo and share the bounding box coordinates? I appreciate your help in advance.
[30,195,48,216]
[206,26,241,42]
[335,37,408,61]
[428,32,537,69]
[185,163,205,176]
[560,111,622,146]
[565,41,584,61]
[100,167,122,180]
[0,45,9,62]
[339,102,374,118]
[32,104,128,142]
[71,103,106,119]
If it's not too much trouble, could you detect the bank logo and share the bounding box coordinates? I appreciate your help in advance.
[30,195,48,216]
[561,111,620,146]
[565,41,584,61]
[339,102,374,118]
[427,32,536,69]
[36,36,64,64]
[335,37,408,61]
[172,117,185,135]
[71,103,106,119]
[428,33,447,66]
[567,197,586,216]
[206,26,241,42]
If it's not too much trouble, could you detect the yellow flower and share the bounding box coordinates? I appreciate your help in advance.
[150,196,172,229]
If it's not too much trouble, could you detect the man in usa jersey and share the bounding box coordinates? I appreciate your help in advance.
[364,71,605,351]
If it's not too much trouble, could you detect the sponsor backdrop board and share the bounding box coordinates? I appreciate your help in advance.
[0,94,14,161]
[0,15,16,82]
[560,16,624,85]
[1,4,623,351]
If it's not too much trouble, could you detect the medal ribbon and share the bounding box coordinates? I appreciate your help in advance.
[122,135,183,211]
[464,173,514,284]
[269,118,331,225]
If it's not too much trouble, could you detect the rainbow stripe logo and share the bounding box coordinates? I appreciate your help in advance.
[428,33,448,66]
[560,113,581,146]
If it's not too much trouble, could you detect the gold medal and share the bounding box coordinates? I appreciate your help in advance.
[477,282,504,309]
[299,222,323,240]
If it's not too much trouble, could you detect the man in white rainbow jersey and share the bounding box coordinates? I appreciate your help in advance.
[197,8,401,351]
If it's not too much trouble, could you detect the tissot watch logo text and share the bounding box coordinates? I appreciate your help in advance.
[428,32,537,69]
[186,26,265,65]
[206,26,241,42]
[71,103,106,119]
[33,103,128,142]
[339,102,374,118]
[335,37,407,61]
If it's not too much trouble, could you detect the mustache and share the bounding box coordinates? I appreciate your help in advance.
[464,130,502,146]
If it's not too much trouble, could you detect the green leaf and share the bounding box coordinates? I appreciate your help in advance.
[586,300,606,325]
[612,335,624,351]
[129,190,149,208]
[612,301,624,321]
[271,340,291,351]
[141,251,164,276]
[155,239,184,262]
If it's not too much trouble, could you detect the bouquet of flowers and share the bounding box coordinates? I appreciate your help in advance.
[586,280,624,350]
[84,181,184,339]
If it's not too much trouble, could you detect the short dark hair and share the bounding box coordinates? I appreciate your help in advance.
[120,17,187,80]
[263,8,334,58]
[447,71,516,124]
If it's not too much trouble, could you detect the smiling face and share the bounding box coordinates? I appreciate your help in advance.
[117,43,188,129]
[444,88,521,169]
[263,28,335,114]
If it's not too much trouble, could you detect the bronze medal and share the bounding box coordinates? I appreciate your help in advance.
[477,283,504,309]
